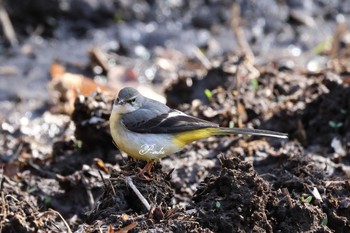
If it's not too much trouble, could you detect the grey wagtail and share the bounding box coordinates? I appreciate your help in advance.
[110,87,288,175]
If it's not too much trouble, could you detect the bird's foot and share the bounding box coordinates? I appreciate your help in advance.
[137,162,154,180]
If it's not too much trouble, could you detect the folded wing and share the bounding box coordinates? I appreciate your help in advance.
[122,109,219,133]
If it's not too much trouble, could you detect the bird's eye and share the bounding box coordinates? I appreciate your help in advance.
[127,98,136,104]
[114,98,120,105]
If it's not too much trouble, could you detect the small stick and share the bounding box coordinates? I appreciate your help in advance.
[108,178,117,197]
[89,47,110,73]
[0,166,4,191]
[46,209,73,233]
[191,45,212,70]
[330,17,347,58]
[97,169,109,190]
[81,174,95,209]
[116,222,138,233]
[125,176,150,211]
[231,3,255,64]
[0,0,18,47]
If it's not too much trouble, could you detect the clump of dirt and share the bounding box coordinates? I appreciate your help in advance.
[47,91,119,176]
[193,153,273,232]
[193,151,331,233]
[83,161,211,232]
[261,142,331,232]
[0,174,68,233]
[258,141,350,232]
[71,91,115,151]
[165,66,237,108]
[300,79,350,147]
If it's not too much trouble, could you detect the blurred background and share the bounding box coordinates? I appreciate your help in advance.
[1,0,349,106]
[1,1,350,232]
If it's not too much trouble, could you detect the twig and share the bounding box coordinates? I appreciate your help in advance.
[325,180,349,187]
[109,224,115,233]
[28,160,57,179]
[125,176,151,211]
[98,169,108,190]
[89,47,110,73]
[191,45,212,70]
[81,174,95,210]
[6,194,37,212]
[0,0,18,47]
[0,166,4,191]
[5,194,21,203]
[262,211,273,233]
[0,191,7,233]
[330,16,347,58]
[230,3,255,64]
[108,178,117,196]
[116,222,138,233]
[281,187,294,208]
[45,209,72,233]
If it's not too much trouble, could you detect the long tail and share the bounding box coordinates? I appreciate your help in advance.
[214,127,288,139]
[174,127,288,147]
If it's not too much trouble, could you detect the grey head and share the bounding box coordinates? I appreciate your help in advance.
[117,87,140,103]
[113,87,146,114]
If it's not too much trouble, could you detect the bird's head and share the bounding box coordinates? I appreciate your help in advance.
[112,87,145,114]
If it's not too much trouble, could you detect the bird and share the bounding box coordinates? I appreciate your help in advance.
[109,87,288,176]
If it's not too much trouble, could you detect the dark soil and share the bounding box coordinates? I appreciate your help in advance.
[3,51,350,231]
[1,1,350,232]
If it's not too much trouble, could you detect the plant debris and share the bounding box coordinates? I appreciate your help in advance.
[1,1,350,232]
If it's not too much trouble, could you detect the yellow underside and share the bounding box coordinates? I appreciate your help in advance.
[172,128,218,147]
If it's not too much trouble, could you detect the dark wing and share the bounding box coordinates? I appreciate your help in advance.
[122,108,219,133]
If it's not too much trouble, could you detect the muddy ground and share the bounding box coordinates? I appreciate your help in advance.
[1,1,350,233]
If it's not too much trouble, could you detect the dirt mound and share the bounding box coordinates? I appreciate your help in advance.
[82,161,211,232]
[193,153,331,233]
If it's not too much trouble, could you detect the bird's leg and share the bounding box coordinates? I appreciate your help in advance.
[138,162,154,177]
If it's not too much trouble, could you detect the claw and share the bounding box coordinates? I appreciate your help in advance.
[137,162,154,179]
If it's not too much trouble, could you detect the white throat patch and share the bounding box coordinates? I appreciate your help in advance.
[113,103,139,114]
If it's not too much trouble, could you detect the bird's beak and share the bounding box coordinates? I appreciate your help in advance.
[117,99,125,105]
